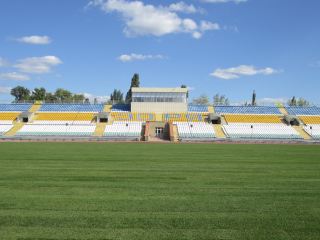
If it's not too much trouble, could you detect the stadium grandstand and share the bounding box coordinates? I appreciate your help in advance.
[0,88,320,142]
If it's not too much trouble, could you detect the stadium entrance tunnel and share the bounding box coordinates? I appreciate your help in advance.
[208,113,222,124]
[18,112,33,123]
[97,112,109,123]
[284,115,300,126]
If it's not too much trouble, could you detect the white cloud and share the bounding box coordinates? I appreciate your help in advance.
[0,72,30,81]
[256,97,288,105]
[211,65,278,80]
[89,0,219,39]
[83,93,110,103]
[14,56,62,74]
[17,35,52,45]
[200,21,220,31]
[0,86,12,94]
[118,53,164,62]
[167,2,201,14]
[0,57,9,67]
[201,0,247,3]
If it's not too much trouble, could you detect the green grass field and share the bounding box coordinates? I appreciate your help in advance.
[0,143,319,240]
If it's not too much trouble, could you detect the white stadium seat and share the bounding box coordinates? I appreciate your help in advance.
[0,124,13,135]
[303,124,320,139]
[223,123,302,139]
[174,122,215,140]
[104,121,142,138]
[16,124,96,136]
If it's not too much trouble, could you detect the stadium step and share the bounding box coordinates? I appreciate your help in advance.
[103,105,112,112]
[144,122,150,141]
[208,106,215,113]
[213,124,226,138]
[93,122,107,137]
[278,106,289,115]
[30,113,39,122]
[5,122,25,137]
[172,124,179,142]
[29,103,42,113]
[292,126,312,140]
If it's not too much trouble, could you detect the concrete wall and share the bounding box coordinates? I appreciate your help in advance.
[131,102,187,113]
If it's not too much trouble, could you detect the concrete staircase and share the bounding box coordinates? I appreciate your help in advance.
[29,103,42,113]
[169,123,178,142]
[278,106,289,115]
[103,105,112,112]
[208,106,215,113]
[93,122,107,137]
[292,126,312,140]
[172,124,179,142]
[213,124,226,138]
[5,122,24,137]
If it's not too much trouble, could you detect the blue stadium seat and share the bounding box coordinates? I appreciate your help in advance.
[111,104,131,112]
[188,105,208,112]
[0,104,31,112]
[286,107,320,116]
[39,104,103,112]
[214,106,281,114]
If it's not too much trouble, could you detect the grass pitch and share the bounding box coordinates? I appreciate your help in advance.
[0,142,319,240]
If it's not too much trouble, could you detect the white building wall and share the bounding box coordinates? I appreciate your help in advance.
[131,102,187,113]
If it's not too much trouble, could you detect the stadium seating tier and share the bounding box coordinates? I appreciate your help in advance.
[223,123,302,139]
[303,124,320,139]
[0,104,31,112]
[104,121,142,138]
[0,124,13,135]
[0,112,20,122]
[215,106,281,114]
[286,107,320,116]
[164,113,205,122]
[16,124,96,136]
[298,116,320,124]
[188,105,208,112]
[175,122,215,140]
[39,104,103,112]
[224,114,282,123]
[35,112,95,123]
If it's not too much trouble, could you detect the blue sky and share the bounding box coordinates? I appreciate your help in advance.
[0,0,319,104]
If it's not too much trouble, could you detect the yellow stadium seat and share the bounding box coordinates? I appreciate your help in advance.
[299,116,320,124]
[36,113,95,121]
[163,113,205,122]
[0,112,20,121]
[224,114,282,123]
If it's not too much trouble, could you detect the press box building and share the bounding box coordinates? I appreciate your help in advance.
[131,87,188,113]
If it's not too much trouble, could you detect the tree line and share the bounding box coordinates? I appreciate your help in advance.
[10,75,312,106]
[11,86,90,103]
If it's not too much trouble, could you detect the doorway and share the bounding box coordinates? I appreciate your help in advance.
[155,127,164,138]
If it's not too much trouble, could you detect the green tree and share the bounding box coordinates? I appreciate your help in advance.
[251,90,257,106]
[192,94,210,105]
[181,84,189,98]
[54,88,72,102]
[110,89,124,103]
[72,94,85,103]
[10,86,30,102]
[297,98,310,107]
[125,73,140,103]
[45,93,57,103]
[288,96,310,107]
[213,94,230,106]
[31,87,46,101]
